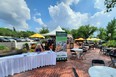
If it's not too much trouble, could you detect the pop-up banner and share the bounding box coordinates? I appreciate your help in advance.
[56,31,67,61]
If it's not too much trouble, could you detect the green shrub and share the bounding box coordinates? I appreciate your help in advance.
[102,40,116,47]
[0,45,6,50]
[0,45,10,51]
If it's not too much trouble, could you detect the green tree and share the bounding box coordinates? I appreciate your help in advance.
[77,25,97,39]
[106,18,116,40]
[62,28,71,34]
[39,27,49,34]
[0,28,15,36]
[97,28,107,40]
[0,27,35,38]
[105,0,116,12]
[71,29,78,39]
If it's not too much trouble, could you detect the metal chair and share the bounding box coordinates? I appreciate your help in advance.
[70,50,77,58]
[91,59,105,66]
[109,50,116,67]
[79,47,87,60]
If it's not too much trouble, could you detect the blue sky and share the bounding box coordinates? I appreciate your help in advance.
[0,0,116,32]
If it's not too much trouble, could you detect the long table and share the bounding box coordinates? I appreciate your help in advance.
[0,51,56,77]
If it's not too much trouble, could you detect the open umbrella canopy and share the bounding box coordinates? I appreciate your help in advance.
[30,33,45,38]
[87,38,101,41]
[75,38,85,41]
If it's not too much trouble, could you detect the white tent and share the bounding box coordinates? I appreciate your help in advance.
[43,26,65,36]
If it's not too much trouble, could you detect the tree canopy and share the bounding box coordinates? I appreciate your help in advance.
[106,18,116,40]
[0,28,35,38]
[71,25,97,39]
[39,27,49,34]
[97,28,107,40]
[105,0,116,12]
[76,25,97,39]
[62,28,71,34]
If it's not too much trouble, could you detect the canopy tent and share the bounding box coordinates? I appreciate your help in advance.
[75,38,85,41]
[43,26,65,36]
[30,33,45,38]
[87,38,101,41]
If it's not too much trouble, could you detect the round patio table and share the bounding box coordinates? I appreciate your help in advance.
[88,66,116,77]
[71,48,83,59]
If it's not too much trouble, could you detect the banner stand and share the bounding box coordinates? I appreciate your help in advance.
[55,31,67,61]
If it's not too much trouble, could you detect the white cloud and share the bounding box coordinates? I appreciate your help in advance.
[0,0,30,30]
[48,2,88,29]
[91,0,116,28]
[47,0,116,30]
[33,17,47,27]
[63,0,79,5]
[94,0,105,10]
[34,12,41,17]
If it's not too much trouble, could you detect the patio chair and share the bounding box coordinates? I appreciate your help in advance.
[109,50,116,67]
[79,47,87,60]
[72,67,79,77]
[99,47,108,55]
[91,59,105,66]
[70,50,77,58]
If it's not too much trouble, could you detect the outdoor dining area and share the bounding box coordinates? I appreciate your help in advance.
[5,42,114,77]
[0,39,114,77]
[0,27,116,77]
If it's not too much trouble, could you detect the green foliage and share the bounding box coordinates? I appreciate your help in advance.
[106,18,116,40]
[0,28,35,37]
[102,40,116,47]
[0,45,5,50]
[0,45,9,51]
[71,25,97,39]
[97,28,107,40]
[71,29,78,39]
[62,28,71,34]
[0,28,14,36]
[39,27,49,34]
[77,25,97,39]
[105,0,116,12]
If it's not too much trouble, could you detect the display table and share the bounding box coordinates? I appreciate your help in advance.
[0,51,56,77]
[88,66,116,77]
[71,48,83,59]
[56,51,67,61]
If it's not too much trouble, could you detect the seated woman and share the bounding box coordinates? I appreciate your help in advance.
[35,43,44,52]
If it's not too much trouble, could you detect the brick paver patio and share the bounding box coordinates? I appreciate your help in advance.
[12,44,111,77]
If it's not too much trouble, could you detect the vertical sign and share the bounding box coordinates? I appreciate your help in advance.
[56,31,67,51]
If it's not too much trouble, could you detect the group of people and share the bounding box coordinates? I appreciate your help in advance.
[30,37,67,52]
[34,42,66,52]
[35,43,44,52]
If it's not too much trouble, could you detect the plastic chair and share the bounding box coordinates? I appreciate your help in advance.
[70,50,77,58]
[109,50,116,67]
[91,59,105,66]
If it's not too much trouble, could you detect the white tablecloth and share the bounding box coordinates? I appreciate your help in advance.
[71,48,83,59]
[0,51,56,77]
[89,66,116,77]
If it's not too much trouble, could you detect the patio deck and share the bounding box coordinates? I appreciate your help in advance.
[12,44,111,77]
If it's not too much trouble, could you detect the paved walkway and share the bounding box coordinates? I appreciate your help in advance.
[12,44,111,77]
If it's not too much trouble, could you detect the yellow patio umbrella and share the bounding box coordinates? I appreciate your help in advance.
[30,33,45,38]
[75,38,85,41]
[87,38,101,41]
